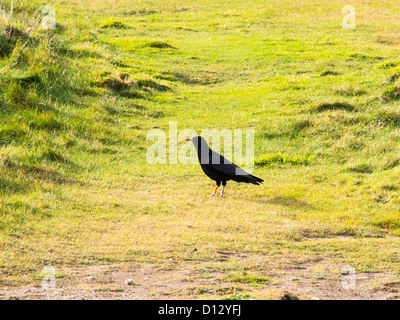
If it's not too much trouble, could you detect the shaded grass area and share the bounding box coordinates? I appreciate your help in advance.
[0,0,400,297]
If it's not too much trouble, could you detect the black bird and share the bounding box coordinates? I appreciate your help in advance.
[184,136,263,196]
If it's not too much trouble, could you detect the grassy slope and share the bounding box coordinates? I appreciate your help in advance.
[1,0,400,296]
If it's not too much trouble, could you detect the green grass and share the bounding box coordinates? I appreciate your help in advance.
[254,153,314,166]
[226,273,271,286]
[1,0,400,298]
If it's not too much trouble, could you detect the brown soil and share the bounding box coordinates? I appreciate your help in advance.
[0,253,398,300]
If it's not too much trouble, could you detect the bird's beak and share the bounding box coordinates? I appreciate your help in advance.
[181,138,192,142]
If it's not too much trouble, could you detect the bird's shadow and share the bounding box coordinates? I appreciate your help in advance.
[256,196,315,210]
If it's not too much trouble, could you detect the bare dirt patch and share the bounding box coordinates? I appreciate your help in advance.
[0,253,398,300]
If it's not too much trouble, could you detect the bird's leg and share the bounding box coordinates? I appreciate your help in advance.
[220,182,227,197]
[212,182,221,196]
[211,186,219,196]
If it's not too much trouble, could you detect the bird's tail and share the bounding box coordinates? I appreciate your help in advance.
[248,174,264,185]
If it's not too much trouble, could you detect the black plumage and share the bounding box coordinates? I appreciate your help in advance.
[185,136,263,196]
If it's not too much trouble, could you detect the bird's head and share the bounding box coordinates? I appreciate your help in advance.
[182,136,208,150]
[182,136,205,144]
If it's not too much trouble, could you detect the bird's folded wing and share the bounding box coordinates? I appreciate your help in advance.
[208,151,249,177]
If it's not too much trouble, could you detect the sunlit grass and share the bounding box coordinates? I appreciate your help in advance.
[0,0,400,297]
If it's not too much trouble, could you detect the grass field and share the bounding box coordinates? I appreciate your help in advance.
[1,0,400,299]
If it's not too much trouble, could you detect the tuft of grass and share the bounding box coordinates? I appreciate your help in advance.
[226,273,271,286]
[222,293,254,300]
[93,72,170,97]
[123,9,158,16]
[145,41,175,49]
[333,86,367,97]
[376,60,400,69]
[40,147,65,163]
[100,19,126,29]
[372,214,400,230]
[0,34,16,57]
[255,153,313,167]
[386,72,400,84]
[346,163,375,174]
[28,113,64,132]
[320,70,341,77]
[381,184,399,191]
[372,110,400,126]
[383,158,400,170]
[14,73,42,88]
[93,72,143,98]
[136,79,171,92]
[0,124,27,145]
[382,83,400,101]
[348,53,384,62]
[312,102,357,113]
[4,82,39,109]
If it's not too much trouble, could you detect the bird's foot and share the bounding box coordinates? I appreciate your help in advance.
[220,193,225,197]
[211,187,219,197]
